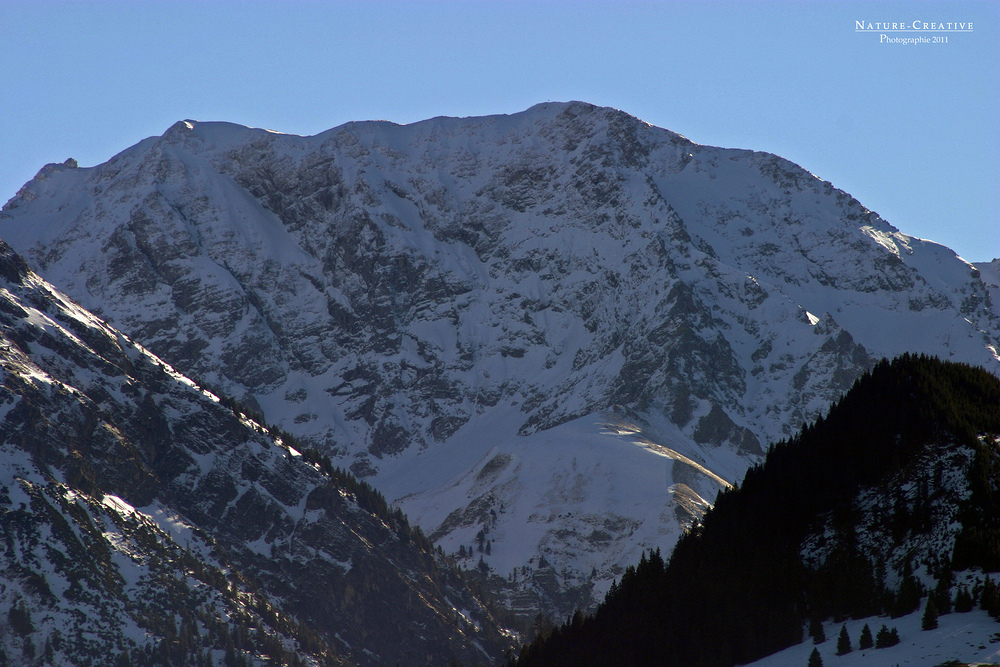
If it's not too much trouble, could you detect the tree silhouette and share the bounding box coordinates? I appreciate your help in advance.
[858,623,873,650]
[836,625,851,655]
[922,595,938,630]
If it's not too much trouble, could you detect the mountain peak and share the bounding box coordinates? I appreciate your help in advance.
[160,117,284,152]
[523,99,601,115]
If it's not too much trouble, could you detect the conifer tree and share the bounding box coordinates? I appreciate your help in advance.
[875,625,900,648]
[836,624,851,655]
[934,565,953,614]
[954,585,974,612]
[809,617,826,644]
[891,568,922,617]
[858,623,873,649]
[7,599,33,636]
[922,595,938,630]
[981,576,1000,617]
[808,646,823,667]
[22,637,35,661]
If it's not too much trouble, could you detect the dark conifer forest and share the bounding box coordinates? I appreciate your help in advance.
[513,354,1000,667]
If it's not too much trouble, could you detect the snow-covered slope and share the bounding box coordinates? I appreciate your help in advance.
[2,101,998,619]
[976,258,1000,319]
[0,241,513,666]
[748,608,1000,667]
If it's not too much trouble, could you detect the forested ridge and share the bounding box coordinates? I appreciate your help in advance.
[514,354,1000,667]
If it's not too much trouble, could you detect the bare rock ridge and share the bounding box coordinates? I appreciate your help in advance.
[2,101,998,623]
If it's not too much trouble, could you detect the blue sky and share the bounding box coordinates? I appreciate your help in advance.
[2,0,997,261]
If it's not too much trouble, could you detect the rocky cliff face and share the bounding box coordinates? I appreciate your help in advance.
[2,101,998,621]
[0,241,513,666]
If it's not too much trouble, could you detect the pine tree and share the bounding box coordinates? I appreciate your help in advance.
[809,617,826,644]
[858,623,873,649]
[934,565,953,615]
[982,576,1000,617]
[7,599,33,636]
[891,570,922,617]
[22,637,35,661]
[836,624,851,655]
[922,595,939,630]
[875,625,900,648]
[808,646,823,667]
[954,585,974,612]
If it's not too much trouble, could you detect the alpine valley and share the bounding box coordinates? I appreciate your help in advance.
[1,102,999,665]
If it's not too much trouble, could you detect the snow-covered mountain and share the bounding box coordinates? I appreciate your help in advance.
[0,241,513,666]
[2,101,998,619]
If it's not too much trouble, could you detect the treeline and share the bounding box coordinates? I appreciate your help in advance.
[514,354,1000,667]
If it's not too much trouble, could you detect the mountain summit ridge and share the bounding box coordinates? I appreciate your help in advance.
[2,101,997,620]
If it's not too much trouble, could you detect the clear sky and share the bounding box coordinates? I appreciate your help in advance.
[2,0,997,261]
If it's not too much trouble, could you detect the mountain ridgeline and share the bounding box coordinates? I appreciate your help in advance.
[514,354,1000,667]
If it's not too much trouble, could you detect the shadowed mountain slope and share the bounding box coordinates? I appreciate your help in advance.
[0,241,513,666]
